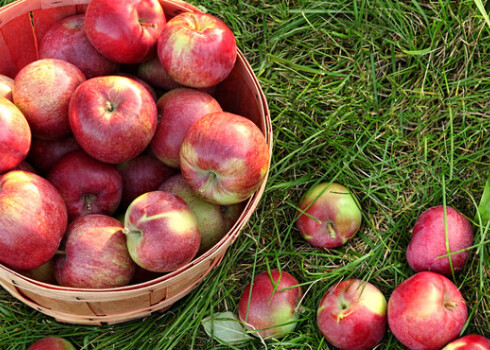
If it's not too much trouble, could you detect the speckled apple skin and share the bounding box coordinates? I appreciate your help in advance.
[442,334,490,350]
[407,205,473,276]
[387,271,468,350]
[238,270,302,339]
[28,337,75,350]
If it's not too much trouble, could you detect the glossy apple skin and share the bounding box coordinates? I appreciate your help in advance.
[116,73,158,101]
[0,74,14,100]
[27,136,81,176]
[317,279,387,350]
[0,171,68,270]
[118,153,174,208]
[0,97,31,174]
[180,112,269,205]
[296,182,362,249]
[123,191,200,272]
[85,0,166,64]
[150,88,222,168]
[54,214,135,288]
[159,174,242,254]
[12,58,85,139]
[69,75,158,164]
[39,14,119,78]
[407,205,473,276]
[387,271,468,350]
[47,151,123,221]
[238,270,302,339]
[442,334,490,349]
[157,12,237,88]
[27,337,75,350]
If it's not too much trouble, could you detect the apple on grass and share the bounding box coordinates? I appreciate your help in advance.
[296,182,362,249]
[159,174,243,255]
[407,205,474,276]
[12,58,85,139]
[387,271,468,350]
[0,171,68,270]
[238,269,302,339]
[39,14,119,78]
[54,214,135,288]
[317,279,387,350]
[0,73,14,100]
[157,12,237,88]
[27,136,81,176]
[180,112,270,205]
[47,151,123,221]
[0,97,31,174]
[442,334,490,349]
[150,88,223,168]
[28,337,75,350]
[84,0,166,64]
[68,75,157,164]
[123,191,201,272]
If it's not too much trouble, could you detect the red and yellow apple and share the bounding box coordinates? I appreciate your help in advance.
[157,12,237,88]
[407,205,473,276]
[296,182,362,249]
[442,334,490,349]
[0,74,14,101]
[137,56,183,91]
[27,337,75,350]
[317,279,387,350]
[387,271,468,350]
[238,269,302,339]
[180,112,269,205]
[123,191,201,272]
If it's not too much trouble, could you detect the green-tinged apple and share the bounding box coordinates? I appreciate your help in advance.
[180,112,269,205]
[157,12,237,88]
[123,191,200,272]
[407,205,473,276]
[27,337,75,350]
[84,0,166,64]
[18,259,56,284]
[54,214,135,288]
[0,74,14,100]
[68,75,157,164]
[296,182,362,249]
[0,97,31,174]
[12,58,85,139]
[388,271,468,350]
[317,279,387,350]
[0,171,68,270]
[159,174,242,254]
[27,136,81,175]
[47,151,123,221]
[150,88,222,168]
[238,269,302,339]
[442,334,490,349]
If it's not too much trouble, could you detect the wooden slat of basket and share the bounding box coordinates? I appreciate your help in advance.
[31,6,80,45]
[19,289,97,316]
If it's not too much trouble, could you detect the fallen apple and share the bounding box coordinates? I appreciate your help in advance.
[442,334,490,349]
[27,337,75,350]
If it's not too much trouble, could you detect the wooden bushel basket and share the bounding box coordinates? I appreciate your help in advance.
[0,0,271,325]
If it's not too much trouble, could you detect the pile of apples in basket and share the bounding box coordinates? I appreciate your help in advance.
[0,0,269,288]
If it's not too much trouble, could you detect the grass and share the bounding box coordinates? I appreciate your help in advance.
[0,0,489,349]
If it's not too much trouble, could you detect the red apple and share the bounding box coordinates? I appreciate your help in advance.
[12,58,86,139]
[180,112,270,205]
[54,214,135,288]
[407,205,474,276]
[27,136,81,175]
[84,0,166,64]
[47,151,123,221]
[387,271,468,350]
[118,153,174,208]
[7,160,36,174]
[0,171,68,270]
[238,269,302,339]
[317,279,387,350]
[442,334,490,349]
[296,182,362,249]
[68,75,158,164]
[39,14,119,78]
[159,174,242,254]
[0,74,14,101]
[117,72,158,101]
[123,191,200,272]
[28,337,75,350]
[157,12,237,88]
[0,97,31,174]
[150,88,222,168]
[137,56,183,91]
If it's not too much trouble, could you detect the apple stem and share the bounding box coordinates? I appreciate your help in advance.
[326,222,336,238]
[55,250,66,255]
[122,228,129,235]
[199,172,217,197]
[139,21,156,28]
[444,301,457,309]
